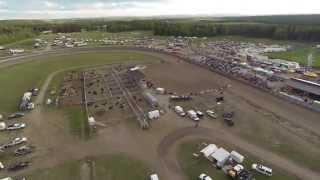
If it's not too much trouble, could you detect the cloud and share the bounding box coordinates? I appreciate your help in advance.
[44,1,57,8]
[0,0,320,19]
[43,1,65,10]
[0,0,7,8]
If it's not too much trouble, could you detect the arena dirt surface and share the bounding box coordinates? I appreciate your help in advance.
[0,48,319,180]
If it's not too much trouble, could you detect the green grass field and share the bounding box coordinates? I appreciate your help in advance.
[23,154,151,180]
[266,47,320,68]
[0,51,161,114]
[64,107,90,140]
[177,139,299,180]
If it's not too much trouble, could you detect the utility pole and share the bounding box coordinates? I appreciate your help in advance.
[307,51,314,71]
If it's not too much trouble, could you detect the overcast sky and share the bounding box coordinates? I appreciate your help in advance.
[0,0,319,19]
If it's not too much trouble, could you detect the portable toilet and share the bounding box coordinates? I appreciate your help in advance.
[0,122,6,131]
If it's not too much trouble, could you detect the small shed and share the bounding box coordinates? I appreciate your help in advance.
[88,116,96,126]
[156,88,165,94]
[230,150,244,163]
[148,110,160,120]
[210,148,230,168]
[200,144,218,160]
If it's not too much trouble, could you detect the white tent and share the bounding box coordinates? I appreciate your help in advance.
[200,144,218,159]
[230,151,244,163]
[210,148,230,168]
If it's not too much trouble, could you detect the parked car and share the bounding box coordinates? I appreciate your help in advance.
[206,110,217,119]
[252,163,272,176]
[223,112,235,126]
[8,161,30,171]
[6,123,26,131]
[7,113,24,120]
[199,173,213,180]
[3,137,27,149]
[174,106,186,117]
[196,111,204,118]
[14,145,34,156]
[187,110,199,121]
[30,88,39,96]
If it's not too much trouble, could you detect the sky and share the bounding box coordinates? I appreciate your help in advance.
[0,0,319,19]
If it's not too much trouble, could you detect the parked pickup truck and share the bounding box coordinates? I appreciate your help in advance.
[6,123,26,131]
[206,110,217,119]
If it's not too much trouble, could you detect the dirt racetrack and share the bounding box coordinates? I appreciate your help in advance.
[1,48,320,180]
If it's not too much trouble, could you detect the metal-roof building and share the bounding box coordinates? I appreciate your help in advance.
[287,78,320,96]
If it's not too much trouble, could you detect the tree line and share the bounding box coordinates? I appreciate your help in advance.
[153,21,320,42]
[1,17,320,45]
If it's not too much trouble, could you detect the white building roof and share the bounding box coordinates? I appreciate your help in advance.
[200,144,218,157]
[210,148,230,162]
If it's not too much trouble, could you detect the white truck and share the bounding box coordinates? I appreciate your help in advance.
[199,173,213,180]
[174,106,186,117]
[187,110,199,121]
[149,173,159,180]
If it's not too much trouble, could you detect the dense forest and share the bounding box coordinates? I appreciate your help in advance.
[153,21,320,41]
[1,15,320,45]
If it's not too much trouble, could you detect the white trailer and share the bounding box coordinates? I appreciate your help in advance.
[252,163,272,176]
[9,49,25,54]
